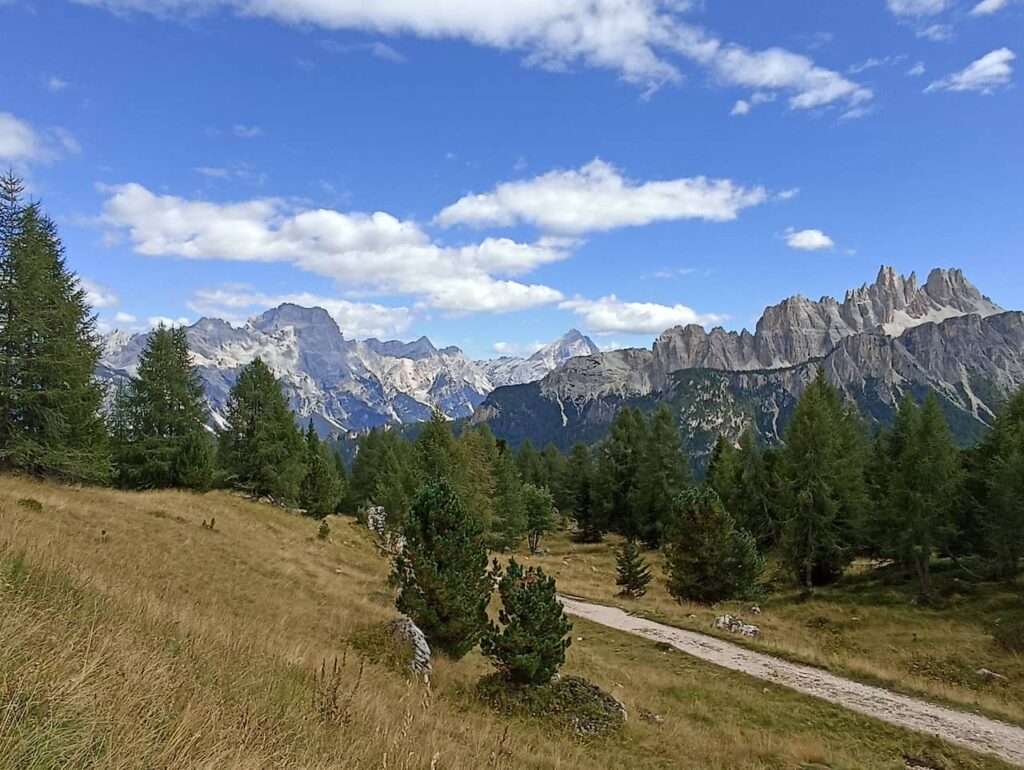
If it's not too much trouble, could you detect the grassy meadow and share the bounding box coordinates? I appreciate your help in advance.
[1,475,1019,770]
[526,532,1024,726]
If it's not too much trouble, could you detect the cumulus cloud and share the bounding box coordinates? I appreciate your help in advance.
[559,294,723,335]
[0,112,80,167]
[926,48,1015,93]
[730,99,751,116]
[187,286,413,338]
[74,0,871,112]
[79,277,119,308]
[436,159,767,235]
[113,311,138,324]
[99,182,567,314]
[148,316,191,328]
[907,61,927,76]
[785,228,835,251]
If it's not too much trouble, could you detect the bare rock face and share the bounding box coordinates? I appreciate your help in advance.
[387,617,432,676]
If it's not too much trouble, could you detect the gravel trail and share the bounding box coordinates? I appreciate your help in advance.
[559,595,1024,767]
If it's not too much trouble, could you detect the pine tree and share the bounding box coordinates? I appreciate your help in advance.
[481,558,572,685]
[490,443,527,550]
[705,434,741,515]
[540,443,568,509]
[615,541,653,598]
[566,442,602,542]
[458,424,499,530]
[0,174,110,483]
[300,420,344,518]
[875,393,962,598]
[978,387,1024,581]
[112,325,211,490]
[779,369,868,592]
[732,426,777,548]
[523,482,556,554]
[393,480,492,660]
[632,404,690,546]
[516,439,546,488]
[596,408,648,540]
[218,357,305,504]
[332,451,349,514]
[373,439,417,532]
[664,486,763,604]
[414,408,463,487]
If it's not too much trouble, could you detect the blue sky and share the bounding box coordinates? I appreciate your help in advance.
[2,0,1021,358]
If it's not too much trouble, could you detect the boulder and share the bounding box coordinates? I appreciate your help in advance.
[388,617,432,676]
[713,614,760,637]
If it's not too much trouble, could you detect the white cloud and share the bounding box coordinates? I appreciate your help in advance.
[76,0,871,112]
[187,287,413,338]
[785,228,835,251]
[148,316,191,328]
[730,99,750,116]
[0,112,80,167]
[887,0,948,16]
[907,61,927,76]
[436,159,767,235]
[971,0,1010,14]
[491,340,545,356]
[917,23,953,41]
[559,294,723,335]
[232,124,263,138]
[79,277,119,308]
[926,47,1015,93]
[46,76,69,92]
[99,182,567,314]
[113,311,137,324]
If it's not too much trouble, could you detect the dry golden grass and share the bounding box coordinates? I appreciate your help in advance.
[0,476,1017,769]
[525,531,1024,726]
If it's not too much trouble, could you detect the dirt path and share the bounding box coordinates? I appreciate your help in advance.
[559,595,1024,767]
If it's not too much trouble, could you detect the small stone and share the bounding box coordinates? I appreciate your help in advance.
[748,605,762,615]
[976,668,1008,681]
[639,709,664,724]
[713,614,760,637]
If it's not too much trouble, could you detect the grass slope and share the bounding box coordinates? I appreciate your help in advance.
[527,532,1024,726]
[0,477,1017,769]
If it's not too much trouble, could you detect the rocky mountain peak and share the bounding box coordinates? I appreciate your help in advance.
[250,304,341,336]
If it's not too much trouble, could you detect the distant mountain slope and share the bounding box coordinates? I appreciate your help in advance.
[476,267,1020,458]
[98,307,597,435]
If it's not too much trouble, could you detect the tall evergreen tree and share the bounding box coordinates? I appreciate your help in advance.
[218,357,305,503]
[565,442,603,542]
[300,420,344,518]
[632,404,690,546]
[732,426,777,549]
[874,393,962,598]
[516,439,546,488]
[490,443,527,550]
[778,369,868,592]
[0,174,110,483]
[458,424,499,530]
[664,486,763,604]
[112,324,212,490]
[393,480,492,660]
[540,443,568,508]
[705,434,741,515]
[977,387,1024,581]
[414,408,463,488]
[596,408,648,540]
[523,482,556,554]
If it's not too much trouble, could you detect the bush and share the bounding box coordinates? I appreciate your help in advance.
[992,612,1024,653]
[476,674,625,737]
[317,519,330,540]
[482,558,572,685]
[664,487,763,604]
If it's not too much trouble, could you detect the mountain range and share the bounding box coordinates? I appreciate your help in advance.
[98,307,599,435]
[475,266,1023,457]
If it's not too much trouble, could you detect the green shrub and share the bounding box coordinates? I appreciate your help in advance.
[992,612,1024,652]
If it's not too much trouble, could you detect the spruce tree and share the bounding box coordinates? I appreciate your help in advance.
[516,439,546,488]
[218,357,305,504]
[664,486,763,604]
[373,439,416,532]
[112,324,211,490]
[979,387,1024,581]
[875,393,961,598]
[523,482,556,554]
[779,369,867,592]
[300,420,344,518]
[458,424,499,530]
[481,558,572,685]
[0,174,110,483]
[615,541,653,598]
[632,404,690,546]
[414,408,463,487]
[490,443,527,550]
[540,443,568,508]
[596,408,648,540]
[705,434,741,515]
[566,442,602,542]
[732,426,777,548]
[393,480,492,660]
